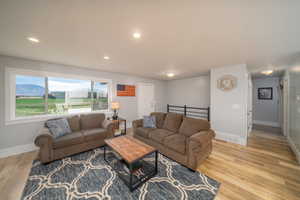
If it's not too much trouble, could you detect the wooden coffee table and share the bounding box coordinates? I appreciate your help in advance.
[104,136,158,191]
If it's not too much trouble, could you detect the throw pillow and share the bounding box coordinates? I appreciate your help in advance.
[143,116,156,128]
[46,118,72,139]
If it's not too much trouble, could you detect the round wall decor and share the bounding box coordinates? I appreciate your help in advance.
[217,75,238,91]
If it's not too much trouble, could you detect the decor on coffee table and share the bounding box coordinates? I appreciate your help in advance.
[21,147,220,200]
[104,136,158,191]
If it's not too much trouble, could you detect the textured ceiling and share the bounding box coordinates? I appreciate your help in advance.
[0,1,300,80]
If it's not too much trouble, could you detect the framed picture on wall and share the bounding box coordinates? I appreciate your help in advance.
[258,87,273,100]
[116,84,136,96]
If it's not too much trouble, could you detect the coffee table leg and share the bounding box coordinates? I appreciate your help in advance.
[103,145,107,162]
[155,151,158,174]
[129,163,133,191]
[124,120,127,135]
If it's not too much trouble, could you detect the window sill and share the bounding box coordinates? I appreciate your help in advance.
[5,110,113,126]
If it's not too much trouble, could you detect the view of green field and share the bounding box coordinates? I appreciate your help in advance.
[16,97,108,117]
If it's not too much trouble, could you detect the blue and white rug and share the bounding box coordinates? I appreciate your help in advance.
[21,147,220,200]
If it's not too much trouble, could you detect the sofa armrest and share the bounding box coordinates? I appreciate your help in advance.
[187,129,215,170]
[34,128,54,163]
[102,120,115,138]
[132,119,143,135]
[34,128,54,147]
[132,119,143,129]
[189,129,215,149]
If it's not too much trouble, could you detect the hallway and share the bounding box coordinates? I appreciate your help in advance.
[252,124,282,136]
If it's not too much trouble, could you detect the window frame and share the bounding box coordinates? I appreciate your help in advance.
[5,67,112,125]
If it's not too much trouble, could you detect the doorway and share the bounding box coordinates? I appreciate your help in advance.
[251,72,285,136]
[137,83,155,118]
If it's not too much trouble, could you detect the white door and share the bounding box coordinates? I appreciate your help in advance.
[137,83,155,119]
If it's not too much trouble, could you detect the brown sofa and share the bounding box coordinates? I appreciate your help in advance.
[132,112,215,170]
[35,113,114,164]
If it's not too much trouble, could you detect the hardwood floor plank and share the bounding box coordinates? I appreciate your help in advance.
[203,160,285,200]
[0,151,37,200]
[199,129,300,200]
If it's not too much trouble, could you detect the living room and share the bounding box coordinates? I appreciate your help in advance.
[1,1,300,200]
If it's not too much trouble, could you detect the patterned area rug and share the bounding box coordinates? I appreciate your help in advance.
[21,147,220,200]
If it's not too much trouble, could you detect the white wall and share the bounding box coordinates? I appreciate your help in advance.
[210,64,248,145]
[252,77,280,127]
[287,69,300,163]
[166,76,210,107]
[0,55,167,156]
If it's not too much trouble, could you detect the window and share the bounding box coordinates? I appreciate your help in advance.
[10,69,111,121]
[47,77,92,114]
[16,75,46,117]
[93,82,109,111]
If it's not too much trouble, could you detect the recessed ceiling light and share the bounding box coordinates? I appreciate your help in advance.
[261,70,273,75]
[166,73,175,77]
[27,37,40,43]
[104,56,110,60]
[133,32,141,39]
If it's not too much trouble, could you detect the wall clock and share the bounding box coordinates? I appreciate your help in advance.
[217,75,238,91]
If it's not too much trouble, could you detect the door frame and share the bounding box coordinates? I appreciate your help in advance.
[137,82,155,119]
[247,76,253,137]
[283,77,289,137]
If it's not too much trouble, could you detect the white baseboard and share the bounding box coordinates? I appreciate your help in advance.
[253,120,280,128]
[215,131,247,146]
[287,136,300,164]
[0,143,37,159]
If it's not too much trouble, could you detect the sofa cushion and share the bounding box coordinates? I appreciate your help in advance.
[80,113,105,130]
[46,118,72,139]
[53,131,84,149]
[179,117,210,137]
[150,112,166,128]
[162,113,183,132]
[67,115,81,132]
[149,129,175,144]
[164,134,186,154]
[82,128,107,142]
[135,127,156,138]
